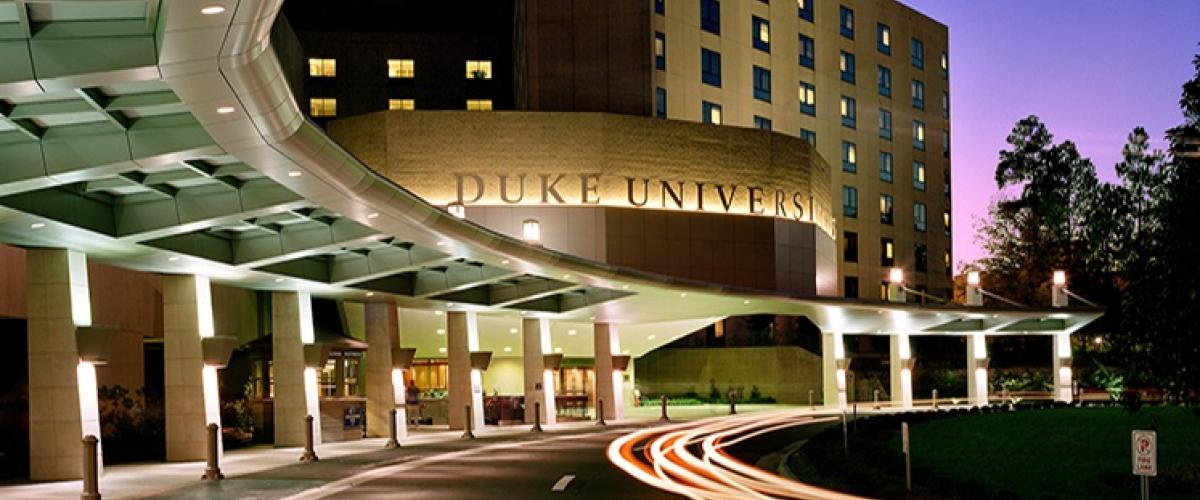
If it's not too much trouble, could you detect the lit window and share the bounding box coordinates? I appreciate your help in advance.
[309,98,336,117]
[701,0,720,34]
[840,51,855,83]
[388,99,415,111]
[879,151,893,182]
[913,161,926,191]
[655,32,666,70]
[877,23,891,54]
[752,16,770,52]
[912,79,925,109]
[840,95,856,128]
[914,202,927,231]
[308,58,336,77]
[941,51,949,78]
[799,81,816,115]
[753,66,771,102]
[944,211,951,235]
[880,194,893,224]
[911,38,925,69]
[842,141,857,172]
[799,35,815,68]
[701,48,722,87]
[881,237,895,266]
[466,60,493,79]
[702,101,722,124]
[913,120,926,150]
[842,185,858,218]
[466,99,493,111]
[839,5,854,39]
[879,107,893,140]
[797,0,813,22]
[388,59,415,78]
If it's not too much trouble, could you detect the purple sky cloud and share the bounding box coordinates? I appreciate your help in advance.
[901,0,1199,267]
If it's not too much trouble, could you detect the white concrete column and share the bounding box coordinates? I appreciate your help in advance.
[593,323,624,421]
[889,333,914,408]
[364,302,404,438]
[522,318,556,425]
[447,311,484,431]
[966,333,989,407]
[26,249,101,480]
[821,332,848,409]
[163,275,221,461]
[272,291,321,447]
[1052,333,1073,402]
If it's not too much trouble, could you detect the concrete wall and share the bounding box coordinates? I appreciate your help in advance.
[634,346,823,404]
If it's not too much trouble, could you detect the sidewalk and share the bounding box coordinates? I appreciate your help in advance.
[0,404,789,499]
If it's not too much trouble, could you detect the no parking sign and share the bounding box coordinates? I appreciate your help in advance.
[1132,430,1157,477]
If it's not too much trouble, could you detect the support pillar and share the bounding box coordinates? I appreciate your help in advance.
[26,249,101,480]
[593,323,623,421]
[1053,333,1073,403]
[821,332,848,409]
[889,334,914,408]
[365,302,404,439]
[447,311,484,431]
[272,292,321,447]
[966,334,989,407]
[522,318,556,425]
[164,275,221,461]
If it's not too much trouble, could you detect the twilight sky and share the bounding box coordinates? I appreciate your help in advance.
[901,0,1199,267]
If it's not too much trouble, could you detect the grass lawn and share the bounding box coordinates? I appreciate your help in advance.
[898,407,1200,499]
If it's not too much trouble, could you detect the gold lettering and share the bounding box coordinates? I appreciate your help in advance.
[499,174,526,204]
[455,173,485,204]
[716,184,740,212]
[748,187,765,214]
[660,180,685,209]
[626,177,650,207]
[539,174,567,203]
[580,174,601,204]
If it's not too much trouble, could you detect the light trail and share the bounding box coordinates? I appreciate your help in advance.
[607,409,871,500]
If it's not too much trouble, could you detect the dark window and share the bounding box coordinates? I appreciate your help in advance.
[879,151,893,182]
[912,79,925,109]
[701,0,720,34]
[753,66,771,102]
[655,0,664,15]
[800,128,816,146]
[877,23,891,54]
[655,87,667,118]
[655,32,666,70]
[797,0,813,22]
[911,38,925,69]
[839,5,854,39]
[799,34,815,68]
[752,16,770,52]
[842,185,858,218]
[915,202,927,231]
[879,107,892,140]
[915,244,928,273]
[878,65,892,97]
[844,276,859,299]
[701,49,721,87]
[843,231,858,262]
[753,115,772,130]
[881,238,895,266]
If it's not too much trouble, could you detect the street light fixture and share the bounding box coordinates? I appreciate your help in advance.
[522,219,541,244]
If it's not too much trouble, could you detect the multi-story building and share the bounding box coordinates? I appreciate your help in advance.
[285,0,952,302]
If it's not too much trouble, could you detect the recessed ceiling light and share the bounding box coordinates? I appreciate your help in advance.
[501,259,510,265]
[554,347,563,353]
[562,274,571,279]
[622,350,630,355]
[201,5,226,15]
[622,284,630,290]
[436,241,449,246]
[743,299,750,304]
[438,347,447,353]
[434,311,443,316]
[366,212,379,219]
[503,346,512,352]
[436,328,445,335]
[274,278,285,283]
[680,292,688,298]
[216,106,235,114]
[447,303,457,308]
[365,291,375,297]
[647,334,656,340]
[567,329,577,336]
[287,171,302,177]
[168,256,180,262]
[509,327,518,334]
[30,222,45,229]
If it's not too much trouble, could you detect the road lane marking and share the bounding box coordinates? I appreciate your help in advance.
[551,474,576,492]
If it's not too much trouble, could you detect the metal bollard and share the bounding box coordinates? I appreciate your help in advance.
[932,389,939,410]
[873,389,881,409]
[852,403,858,432]
[202,423,224,480]
[808,389,814,410]
[385,408,400,448]
[82,434,100,500]
[660,395,670,421]
[531,401,543,432]
[596,399,607,426]
[840,412,849,456]
[462,405,475,439]
[728,390,737,415]
[300,415,319,462]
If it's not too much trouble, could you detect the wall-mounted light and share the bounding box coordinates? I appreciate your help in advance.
[447,203,466,219]
[1053,270,1067,286]
[522,219,541,244]
[889,267,904,284]
[201,5,226,15]
[967,271,980,286]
